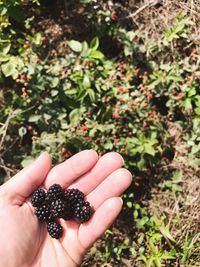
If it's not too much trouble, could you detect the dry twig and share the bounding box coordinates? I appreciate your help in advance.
[121,0,162,20]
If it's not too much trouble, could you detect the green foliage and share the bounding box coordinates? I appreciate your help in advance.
[0,0,22,52]
[160,170,183,193]
[1,31,166,171]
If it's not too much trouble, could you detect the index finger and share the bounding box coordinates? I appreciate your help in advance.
[44,150,98,189]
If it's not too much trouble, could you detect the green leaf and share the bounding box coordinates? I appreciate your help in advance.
[183,98,192,110]
[1,43,11,54]
[69,107,86,126]
[172,170,183,181]
[18,126,27,137]
[159,226,176,243]
[28,115,42,122]
[130,247,137,257]
[34,32,42,45]
[144,143,156,156]
[127,201,132,208]
[64,88,77,95]
[154,256,162,267]
[83,75,91,88]
[136,216,149,228]
[80,41,89,57]
[50,77,59,88]
[137,157,146,170]
[90,37,99,50]
[89,50,104,59]
[51,89,59,97]
[43,113,52,121]
[188,87,196,97]
[87,89,95,102]
[0,53,10,62]
[104,140,113,150]
[161,252,176,260]
[1,61,16,77]
[68,40,82,52]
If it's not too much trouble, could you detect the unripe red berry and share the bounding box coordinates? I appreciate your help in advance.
[111,11,118,21]
[143,121,148,128]
[112,113,120,119]
[27,125,33,131]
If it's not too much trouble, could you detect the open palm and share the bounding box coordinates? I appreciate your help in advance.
[0,150,132,267]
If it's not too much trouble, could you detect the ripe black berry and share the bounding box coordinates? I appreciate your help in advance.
[35,204,50,222]
[60,202,73,220]
[74,201,92,223]
[51,199,65,218]
[64,188,84,205]
[46,184,63,201]
[31,188,46,207]
[47,222,63,239]
[61,209,73,220]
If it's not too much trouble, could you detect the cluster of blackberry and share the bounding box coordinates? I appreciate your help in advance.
[31,184,92,239]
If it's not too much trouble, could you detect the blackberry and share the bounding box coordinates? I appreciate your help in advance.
[47,222,63,239]
[61,209,73,220]
[35,204,50,222]
[46,184,63,201]
[31,188,46,207]
[74,201,92,223]
[60,202,73,220]
[64,188,84,206]
[50,199,65,218]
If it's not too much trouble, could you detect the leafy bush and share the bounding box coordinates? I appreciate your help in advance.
[2,34,166,171]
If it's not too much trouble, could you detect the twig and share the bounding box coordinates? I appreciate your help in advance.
[0,164,15,173]
[1,138,18,157]
[0,105,35,153]
[121,0,161,20]
[0,158,16,180]
[0,111,14,153]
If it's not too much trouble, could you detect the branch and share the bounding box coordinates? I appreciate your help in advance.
[121,0,161,20]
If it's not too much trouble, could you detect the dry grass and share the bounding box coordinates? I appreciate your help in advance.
[117,0,200,44]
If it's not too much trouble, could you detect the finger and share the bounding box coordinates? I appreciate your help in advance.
[69,152,124,195]
[5,152,51,200]
[86,168,132,210]
[78,197,123,249]
[44,150,98,189]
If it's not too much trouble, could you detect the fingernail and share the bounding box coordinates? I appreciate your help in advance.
[119,154,125,165]
[119,197,123,207]
[89,149,99,158]
[37,151,47,160]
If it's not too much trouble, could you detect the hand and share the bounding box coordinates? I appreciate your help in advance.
[0,150,132,267]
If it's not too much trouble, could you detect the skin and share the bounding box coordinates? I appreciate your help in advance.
[0,150,132,267]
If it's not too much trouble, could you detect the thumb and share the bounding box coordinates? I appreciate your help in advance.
[3,152,51,201]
